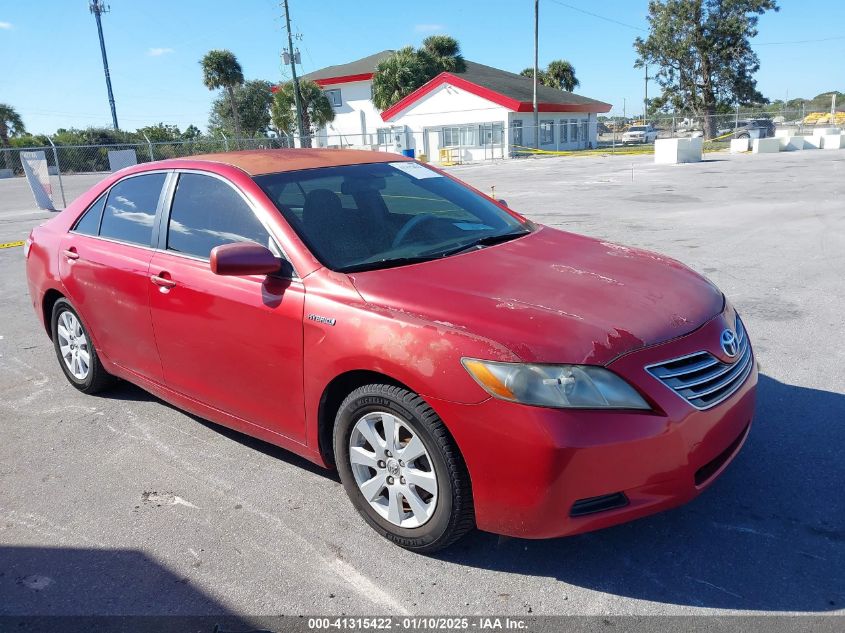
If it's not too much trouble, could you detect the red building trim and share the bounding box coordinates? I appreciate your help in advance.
[380,72,611,121]
[313,73,374,87]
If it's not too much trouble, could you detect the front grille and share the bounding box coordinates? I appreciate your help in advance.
[646,317,753,410]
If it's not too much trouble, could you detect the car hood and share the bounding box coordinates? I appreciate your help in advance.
[348,226,723,365]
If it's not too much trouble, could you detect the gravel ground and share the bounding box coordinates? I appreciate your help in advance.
[0,150,843,620]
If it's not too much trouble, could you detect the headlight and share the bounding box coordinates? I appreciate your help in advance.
[462,359,650,410]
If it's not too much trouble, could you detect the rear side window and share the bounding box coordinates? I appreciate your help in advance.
[73,194,106,236]
[166,173,274,259]
[99,173,166,246]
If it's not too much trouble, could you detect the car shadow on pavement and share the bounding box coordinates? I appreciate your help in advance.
[0,545,261,629]
[437,374,845,612]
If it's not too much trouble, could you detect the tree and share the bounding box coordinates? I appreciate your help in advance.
[634,0,779,138]
[371,36,466,111]
[209,80,274,137]
[137,123,182,142]
[181,125,202,140]
[271,79,334,148]
[200,49,245,140]
[520,60,580,92]
[0,103,26,170]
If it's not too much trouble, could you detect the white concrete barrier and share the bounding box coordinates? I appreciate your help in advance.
[730,138,749,153]
[802,136,822,149]
[778,136,805,151]
[812,127,841,137]
[752,138,780,153]
[821,134,844,150]
[654,137,703,164]
[775,129,791,138]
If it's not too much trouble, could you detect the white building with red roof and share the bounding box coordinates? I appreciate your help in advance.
[301,51,611,162]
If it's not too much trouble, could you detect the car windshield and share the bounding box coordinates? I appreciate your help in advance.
[628,126,647,132]
[254,161,529,272]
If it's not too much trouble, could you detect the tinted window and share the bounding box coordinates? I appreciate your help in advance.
[73,194,106,236]
[100,174,166,246]
[167,173,274,259]
[255,162,527,272]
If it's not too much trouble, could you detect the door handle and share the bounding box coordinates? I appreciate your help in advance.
[150,273,176,289]
[62,248,79,260]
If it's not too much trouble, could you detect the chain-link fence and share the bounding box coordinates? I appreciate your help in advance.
[3,108,842,209]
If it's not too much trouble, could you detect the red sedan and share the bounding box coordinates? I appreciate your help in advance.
[25,150,756,552]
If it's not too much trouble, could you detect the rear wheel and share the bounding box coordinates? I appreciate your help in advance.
[334,384,474,553]
[51,298,115,394]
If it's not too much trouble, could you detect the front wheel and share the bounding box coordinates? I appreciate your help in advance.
[334,384,474,553]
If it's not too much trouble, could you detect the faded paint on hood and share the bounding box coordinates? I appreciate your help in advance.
[348,226,724,365]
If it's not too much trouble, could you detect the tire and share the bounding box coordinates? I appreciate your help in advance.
[51,298,115,394]
[334,384,475,553]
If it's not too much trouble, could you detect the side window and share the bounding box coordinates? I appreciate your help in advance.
[99,173,166,246]
[167,173,274,259]
[73,194,106,236]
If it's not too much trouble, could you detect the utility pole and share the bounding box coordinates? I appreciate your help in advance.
[89,0,118,130]
[532,0,539,149]
[643,64,648,121]
[282,0,306,146]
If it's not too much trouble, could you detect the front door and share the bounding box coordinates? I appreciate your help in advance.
[147,172,306,442]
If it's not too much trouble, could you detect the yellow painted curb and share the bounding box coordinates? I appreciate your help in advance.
[0,241,25,249]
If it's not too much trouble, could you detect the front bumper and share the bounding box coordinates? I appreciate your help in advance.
[431,312,757,539]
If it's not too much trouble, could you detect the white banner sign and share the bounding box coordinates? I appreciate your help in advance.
[107,149,138,172]
[20,151,54,210]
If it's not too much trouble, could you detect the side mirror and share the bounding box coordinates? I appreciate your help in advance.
[497,198,509,208]
[210,242,283,276]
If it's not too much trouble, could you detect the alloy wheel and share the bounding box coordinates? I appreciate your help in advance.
[348,411,438,528]
[56,310,90,380]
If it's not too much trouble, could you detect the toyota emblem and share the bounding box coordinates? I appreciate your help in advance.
[720,329,739,358]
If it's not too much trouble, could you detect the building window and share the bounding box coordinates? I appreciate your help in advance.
[480,122,503,146]
[559,120,569,144]
[376,127,390,145]
[570,119,580,142]
[511,120,523,147]
[324,89,342,107]
[582,120,589,144]
[442,125,479,147]
[540,120,554,145]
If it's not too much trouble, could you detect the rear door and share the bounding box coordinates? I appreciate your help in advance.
[147,171,306,441]
[59,172,169,382]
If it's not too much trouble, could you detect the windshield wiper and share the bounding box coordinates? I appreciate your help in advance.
[339,255,442,273]
[437,228,531,257]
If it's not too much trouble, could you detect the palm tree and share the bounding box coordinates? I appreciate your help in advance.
[421,35,466,73]
[0,103,26,171]
[200,50,245,141]
[521,61,579,92]
[372,36,467,111]
[271,79,334,148]
[546,60,579,92]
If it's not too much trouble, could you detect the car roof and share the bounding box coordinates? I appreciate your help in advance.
[171,148,409,176]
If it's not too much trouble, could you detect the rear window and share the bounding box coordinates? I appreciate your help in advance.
[99,173,166,247]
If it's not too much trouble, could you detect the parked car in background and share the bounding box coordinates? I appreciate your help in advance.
[720,119,775,140]
[25,149,757,553]
[622,124,659,144]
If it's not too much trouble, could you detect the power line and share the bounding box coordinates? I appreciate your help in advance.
[756,35,845,46]
[546,0,646,32]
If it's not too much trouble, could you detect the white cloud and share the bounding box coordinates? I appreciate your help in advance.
[414,23,445,33]
[0,21,13,30]
[147,47,174,57]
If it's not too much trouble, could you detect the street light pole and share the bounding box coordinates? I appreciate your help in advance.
[282,0,306,146]
[89,0,118,130]
[533,0,539,149]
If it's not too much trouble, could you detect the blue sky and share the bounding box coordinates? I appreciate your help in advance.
[2,0,843,134]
